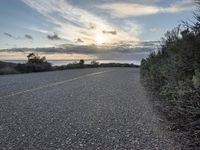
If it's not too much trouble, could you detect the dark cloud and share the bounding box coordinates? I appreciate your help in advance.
[47,33,61,40]
[89,23,96,29]
[102,30,117,35]
[136,41,159,47]
[77,38,84,43]
[25,34,33,40]
[4,32,14,38]
[1,42,154,55]
[4,33,34,40]
[1,38,158,63]
[1,42,156,63]
[0,45,154,64]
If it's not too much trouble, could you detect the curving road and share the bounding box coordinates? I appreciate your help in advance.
[0,68,180,149]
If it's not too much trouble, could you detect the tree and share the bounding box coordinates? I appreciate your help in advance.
[27,53,47,64]
[79,59,85,65]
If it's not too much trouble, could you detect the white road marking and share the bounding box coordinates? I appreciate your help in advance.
[0,70,113,99]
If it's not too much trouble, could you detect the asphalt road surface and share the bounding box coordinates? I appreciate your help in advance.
[0,68,180,150]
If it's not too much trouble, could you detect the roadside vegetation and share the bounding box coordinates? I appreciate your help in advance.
[0,54,138,75]
[0,53,52,75]
[54,60,138,70]
[140,4,200,148]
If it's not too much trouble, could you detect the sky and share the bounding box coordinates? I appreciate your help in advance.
[0,0,197,61]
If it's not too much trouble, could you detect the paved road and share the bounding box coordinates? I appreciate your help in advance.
[0,68,180,150]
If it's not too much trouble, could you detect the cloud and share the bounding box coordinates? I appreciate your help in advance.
[47,33,61,40]
[96,0,196,18]
[164,0,196,13]
[0,40,156,55]
[97,3,159,17]
[89,23,96,29]
[21,0,140,44]
[4,33,14,38]
[25,26,50,34]
[77,38,84,43]
[4,33,33,40]
[0,40,157,62]
[25,34,33,40]
[102,30,117,35]
[135,41,159,47]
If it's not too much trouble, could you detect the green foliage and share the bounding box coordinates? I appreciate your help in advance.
[192,69,200,88]
[141,14,200,147]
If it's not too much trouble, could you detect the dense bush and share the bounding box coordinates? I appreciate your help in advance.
[25,53,52,72]
[0,66,19,75]
[0,53,52,74]
[12,53,52,73]
[0,61,18,75]
[15,62,52,73]
[141,11,200,148]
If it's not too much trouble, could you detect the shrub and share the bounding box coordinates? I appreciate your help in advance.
[140,11,200,148]
[79,59,85,65]
[23,53,52,72]
[192,70,200,88]
[0,66,19,75]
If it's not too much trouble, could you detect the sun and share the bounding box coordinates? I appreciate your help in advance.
[95,34,105,44]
